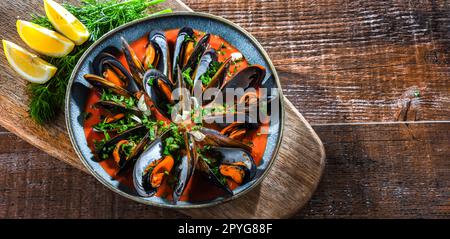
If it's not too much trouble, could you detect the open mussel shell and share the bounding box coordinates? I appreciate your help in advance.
[84,74,132,97]
[205,57,231,91]
[92,47,121,75]
[172,133,196,203]
[115,130,152,176]
[221,65,266,92]
[172,27,195,78]
[133,130,183,199]
[183,33,210,75]
[192,48,218,94]
[203,112,259,133]
[194,127,252,152]
[94,124,146,162]
[149,30,171,83]
[93,100,142,117]
[133,134,166,197]
[143,69,174,119]
[198,147,256,195]
[121,37,145,88]
[91,49,141,94]
[210,147,256,184]
[143,41,159,71]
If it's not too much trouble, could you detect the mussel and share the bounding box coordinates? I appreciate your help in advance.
[143,69,175,119]
[221,65,266,94]
[133,131,195,200]
[183,33,210,73]
[93,100,142,116]
[95,125,149,174]
[84,74,132,97]
[90,47,141,94]
[172,27,195,78]
[121,37,145,88]
[192,48,218,94]
[196,146,256,195]
[133,132,170,197]
[149,30,171,83]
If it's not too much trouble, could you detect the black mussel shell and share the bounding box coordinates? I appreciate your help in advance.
[94,124,146,162]
[93,100,142,117]
[209,147,256,184]
[84,74,132,97]
[133,130,172,197]
[172,133,196,203]
[149,30,171,83]
[192,48,218,94]
[194,127,252,152]
[143,69,174,119]
[221,65,266,92]
[182,33,210,77]
[121,37,145,88]
[172,27,195,79]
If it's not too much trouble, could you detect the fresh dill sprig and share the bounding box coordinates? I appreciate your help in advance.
[29,0,171,124]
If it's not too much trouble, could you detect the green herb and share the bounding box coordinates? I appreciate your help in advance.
[29,0,171,124]
[147,77,155,86]
[210,166,227,186]
[94,114,138,133]
[200,61,221,86]
[218,43,226,50]
[94,139,106,152]
[162,123,184,155]
[414,89,420,98]
[121,142,135,157]
[217,43,227,55]
[184,34,196,43]
[101,90,136,108]
[182,67,194,86]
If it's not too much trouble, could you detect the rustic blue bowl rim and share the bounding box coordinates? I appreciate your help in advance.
[65,12,285,209]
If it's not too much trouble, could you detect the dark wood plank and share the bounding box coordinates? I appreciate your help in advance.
[0,126,187,219]
[1,122,448,218]
[300,122,450,218]
[185,0,450,123]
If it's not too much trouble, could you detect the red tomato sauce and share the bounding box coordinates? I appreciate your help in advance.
[83,29,268,202]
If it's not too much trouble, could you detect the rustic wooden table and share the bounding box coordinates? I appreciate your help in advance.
[0,0,449,218]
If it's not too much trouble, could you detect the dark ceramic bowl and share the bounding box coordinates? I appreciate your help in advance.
[66,12,284,208]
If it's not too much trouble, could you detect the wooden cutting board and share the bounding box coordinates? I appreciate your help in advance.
[0,0,325,218]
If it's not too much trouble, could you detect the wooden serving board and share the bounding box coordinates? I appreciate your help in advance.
[0,0,325,218]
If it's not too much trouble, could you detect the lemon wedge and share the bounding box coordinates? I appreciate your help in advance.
[17,20,75,58]
[44,0,90,45]
[3,40,57,84]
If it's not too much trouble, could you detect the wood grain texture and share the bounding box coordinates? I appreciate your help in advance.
[185,0,450,123]
[1,122,448,218]
[0,0,325,218]
[299,122,450,218]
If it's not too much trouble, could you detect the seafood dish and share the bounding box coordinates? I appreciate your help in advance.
[81,26,277,204]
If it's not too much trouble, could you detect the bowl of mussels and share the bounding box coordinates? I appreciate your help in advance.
[66,12,284,208]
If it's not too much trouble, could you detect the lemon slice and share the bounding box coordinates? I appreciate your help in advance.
[44,0,90,45]
[17,20,75,58]
[3,40,57,84]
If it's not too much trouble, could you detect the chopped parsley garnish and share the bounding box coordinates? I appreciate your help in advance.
[182,67,194,87]
[101,90,136,109]
[200,61,222,86]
